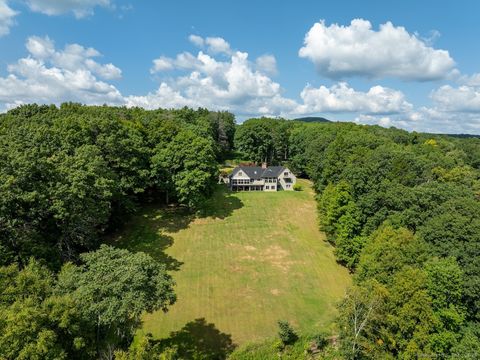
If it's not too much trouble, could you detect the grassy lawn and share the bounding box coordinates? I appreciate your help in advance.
[111,179,351,348]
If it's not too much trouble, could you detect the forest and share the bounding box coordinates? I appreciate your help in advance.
[235,117,480,358]
[1,106,480,359]
[0,104,234,358]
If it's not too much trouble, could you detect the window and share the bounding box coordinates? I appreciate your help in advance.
[265,186,269,190]
[238,171,243,176]
[286,184,290,188]
[284,172,289,176]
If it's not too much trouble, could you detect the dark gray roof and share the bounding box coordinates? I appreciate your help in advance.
[261,166,285,178]
[230,165,286,180]
[231,166,263,179]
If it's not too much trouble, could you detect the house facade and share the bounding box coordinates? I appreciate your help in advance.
[229,165,297,191]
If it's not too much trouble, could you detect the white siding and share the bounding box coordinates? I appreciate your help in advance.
[263,177,277,191]
[231,170,251,181]
[229,167,296,191]
[277,168,296,191]
[230,170,249,190]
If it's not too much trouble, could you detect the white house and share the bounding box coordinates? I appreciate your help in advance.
[229,164,296,191]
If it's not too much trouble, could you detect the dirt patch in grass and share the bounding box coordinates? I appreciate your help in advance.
[263,245,295,273]
[233,244,296,272]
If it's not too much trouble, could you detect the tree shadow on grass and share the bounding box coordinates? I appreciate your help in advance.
[196,185,244,219]
[110,185,243,271]
[157,318,237,359]
[112,219,184,271]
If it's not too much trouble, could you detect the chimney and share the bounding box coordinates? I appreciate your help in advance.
[261,162,267,169]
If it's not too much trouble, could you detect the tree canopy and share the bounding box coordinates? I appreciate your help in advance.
[0,104,233,267]
[236,117,480,358]
[0,246,175,359]
[3,107,480,359]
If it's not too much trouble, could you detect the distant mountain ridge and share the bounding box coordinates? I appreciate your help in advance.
[442,133,480,138]
[293,116,331,123]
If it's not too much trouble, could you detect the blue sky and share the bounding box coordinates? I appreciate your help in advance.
[1,1,480,133]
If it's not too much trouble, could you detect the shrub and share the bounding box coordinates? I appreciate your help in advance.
[312,332,329,350]
[277,320,298,346]
[293,184,303,191]
[272,339,283,352]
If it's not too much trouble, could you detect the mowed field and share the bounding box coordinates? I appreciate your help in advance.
[111,179,351,345]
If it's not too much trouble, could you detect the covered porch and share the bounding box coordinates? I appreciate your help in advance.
[231,185,264,191]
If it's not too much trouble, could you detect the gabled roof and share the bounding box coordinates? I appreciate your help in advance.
[261,166,285,178]
[230,165,286,180]
[231,166,263,179]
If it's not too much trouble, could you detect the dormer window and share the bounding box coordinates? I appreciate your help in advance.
[284,171,289,176]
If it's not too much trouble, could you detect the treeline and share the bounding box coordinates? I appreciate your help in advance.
[0,104,234,358]
[0,103,234,269]
[236,118,480,358]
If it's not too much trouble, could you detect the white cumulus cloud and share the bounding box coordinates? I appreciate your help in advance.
[0,36,123,111]
[299,19,455,81]
[25,0,112,18]
[458,73,480,87]
[25,36,122,80]
[6,33,478,134]
[414,108,480,133]
[136,39,418,119]
[0,0,17,36]
[205,36,231,54]
[354,106,480,134]
[188,34,204,47]
[188,34,232,54]
[255,54,277,76]
[431,85,480,112]
[151,56,175,72]
[297,83,412,114]
[135,35,417,118]
[131,47,295,115]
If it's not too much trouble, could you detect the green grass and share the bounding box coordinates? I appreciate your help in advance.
[111,179,351,349]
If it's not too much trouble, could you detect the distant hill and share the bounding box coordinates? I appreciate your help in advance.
[293,116,331,123]
[444,133,480,139]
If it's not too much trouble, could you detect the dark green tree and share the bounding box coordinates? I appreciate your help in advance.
[56,245,176,357]
[277,320,298,347]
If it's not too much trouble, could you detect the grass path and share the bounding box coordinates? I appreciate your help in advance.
[111,179,351,346]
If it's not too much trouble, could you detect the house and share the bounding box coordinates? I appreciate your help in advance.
[229,164,297,191]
